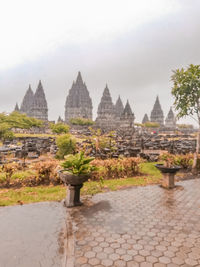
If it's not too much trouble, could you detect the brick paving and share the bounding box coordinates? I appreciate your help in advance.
[0,202,66,267]
[71,180,200,267]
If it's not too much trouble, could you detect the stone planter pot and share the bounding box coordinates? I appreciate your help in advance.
[58,170,89,207]
[155,164,181,189]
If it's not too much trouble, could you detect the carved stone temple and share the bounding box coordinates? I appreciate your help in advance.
[15,72,176,130]
[19,81,48,120]
[64,72,93,123]
[150,96,164,125]
[165,107,176,128]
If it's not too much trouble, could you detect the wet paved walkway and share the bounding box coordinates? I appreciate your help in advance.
[71,180,200,267]
[0,202,66,267]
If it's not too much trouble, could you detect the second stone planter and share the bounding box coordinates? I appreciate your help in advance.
[155,164,181,189]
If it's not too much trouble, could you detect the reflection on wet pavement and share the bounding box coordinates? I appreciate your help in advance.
[0,202,66,267]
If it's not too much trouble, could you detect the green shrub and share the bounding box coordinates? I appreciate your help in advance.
[50,123,69,134]
[70,117,94,126]
[144,122,160,128]
[56,134,76,159]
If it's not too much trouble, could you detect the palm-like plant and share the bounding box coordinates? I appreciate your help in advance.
[61,151,96,175]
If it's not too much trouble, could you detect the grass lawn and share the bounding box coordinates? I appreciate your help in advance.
[0,162,162,206]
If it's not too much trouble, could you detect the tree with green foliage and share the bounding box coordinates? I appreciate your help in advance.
[0,112,43,129]
[171,64,200,169]
[0,123,14,140]
[56,134,76,159]
[50,122,69,134]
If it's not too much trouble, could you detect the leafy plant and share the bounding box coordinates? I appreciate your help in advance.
[61,151,96,175]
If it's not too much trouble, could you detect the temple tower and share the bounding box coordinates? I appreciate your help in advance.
[96,85,115,129]
[31,80,48,120]
[14,103,20,112]
[142,113,149,124]
[165,107,176,128]
[120,100,135,129]
[115,96,124,119]
[150,96,164,126]
[65,72,93,122]
[20,85,34,116]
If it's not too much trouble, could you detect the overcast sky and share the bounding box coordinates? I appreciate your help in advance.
[0,0,200,125]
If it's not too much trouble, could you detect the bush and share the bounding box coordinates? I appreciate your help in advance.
[70,117,94,126]
[34,160,60,184]
[91,157,142,180]
[144,122,160,128]
[56,134,76,159]
[50,123,69,134]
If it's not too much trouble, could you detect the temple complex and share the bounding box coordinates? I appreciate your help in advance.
[19,81,48,120]
[15,72,177,130]
[150,96,164,125]
[65,72,93,123]
[165,107,176,128]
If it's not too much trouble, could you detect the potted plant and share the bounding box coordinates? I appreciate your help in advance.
[58,151,96,207]
[155,153,181,189]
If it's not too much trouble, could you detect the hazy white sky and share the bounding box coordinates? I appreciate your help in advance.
[0,0,199,125]
[0,0,180,70]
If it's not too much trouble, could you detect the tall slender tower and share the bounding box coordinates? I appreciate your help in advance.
[31,80,48,120]
[165,107,176,128]
[20,85,34,116]
[65,72,93,122]
[150,96,164,125]
[115,95,124,118]
[96,84,115,129]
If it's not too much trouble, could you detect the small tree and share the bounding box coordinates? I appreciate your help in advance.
[56,134,76,159]
[171,64,200,169]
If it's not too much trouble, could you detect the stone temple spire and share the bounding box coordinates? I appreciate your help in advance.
[120,100,135,129]
[115,95,124,118]
[96,85,115,129]
[31,80,48,120]
[150,96,164,125]
[14,103,20,112]
[96,85,115,119]
[20,84,34,116]
[165,107,176,128]
[142,113,149,124]
[65,72,93,122]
